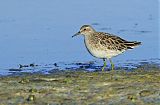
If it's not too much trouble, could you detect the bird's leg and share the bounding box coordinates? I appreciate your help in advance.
[109,58,115,80]
[102,58,107,71]
[109,58,114,71]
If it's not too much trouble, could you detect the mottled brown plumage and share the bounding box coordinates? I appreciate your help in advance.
[92,32,141,51]
[72,25,141,71]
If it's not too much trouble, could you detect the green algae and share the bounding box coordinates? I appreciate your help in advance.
[0,66,160,105]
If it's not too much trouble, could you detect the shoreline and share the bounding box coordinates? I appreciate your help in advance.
[0,65,160,105]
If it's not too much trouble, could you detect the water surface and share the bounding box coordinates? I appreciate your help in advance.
[0,0,159,75]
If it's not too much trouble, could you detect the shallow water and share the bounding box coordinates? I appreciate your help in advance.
[0,0,159,75]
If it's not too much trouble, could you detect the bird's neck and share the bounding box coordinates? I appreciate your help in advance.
[84,31,96,38]
[84,33,92,40]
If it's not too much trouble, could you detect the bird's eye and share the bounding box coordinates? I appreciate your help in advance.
[84,28,86,31]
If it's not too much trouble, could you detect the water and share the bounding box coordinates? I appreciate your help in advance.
[0,0,159,75]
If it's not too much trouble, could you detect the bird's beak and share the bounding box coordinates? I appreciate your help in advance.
[72,31,80,38]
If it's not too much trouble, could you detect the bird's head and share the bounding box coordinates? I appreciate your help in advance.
[72,25,95,37]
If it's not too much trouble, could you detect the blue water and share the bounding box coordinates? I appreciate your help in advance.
[0,0,159,75]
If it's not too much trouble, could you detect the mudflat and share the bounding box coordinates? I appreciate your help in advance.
[0,65,159,105]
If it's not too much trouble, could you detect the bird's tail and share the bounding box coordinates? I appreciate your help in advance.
[124,41,141,49]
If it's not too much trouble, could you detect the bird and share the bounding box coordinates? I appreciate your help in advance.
[72,25,141,71]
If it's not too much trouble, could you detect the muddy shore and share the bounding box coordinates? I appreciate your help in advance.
[0,65,160,105]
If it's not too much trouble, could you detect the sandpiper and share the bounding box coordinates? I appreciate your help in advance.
[72,25,141,71]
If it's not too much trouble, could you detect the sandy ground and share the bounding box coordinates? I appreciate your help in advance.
[0,65,160,105]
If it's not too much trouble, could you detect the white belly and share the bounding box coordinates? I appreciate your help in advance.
[84,38,122,59]
[87,48,122,59]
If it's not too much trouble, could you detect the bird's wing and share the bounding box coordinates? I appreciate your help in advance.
[99,32,129,51]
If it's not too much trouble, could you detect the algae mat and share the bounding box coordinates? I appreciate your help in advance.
[0,67,160,105]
